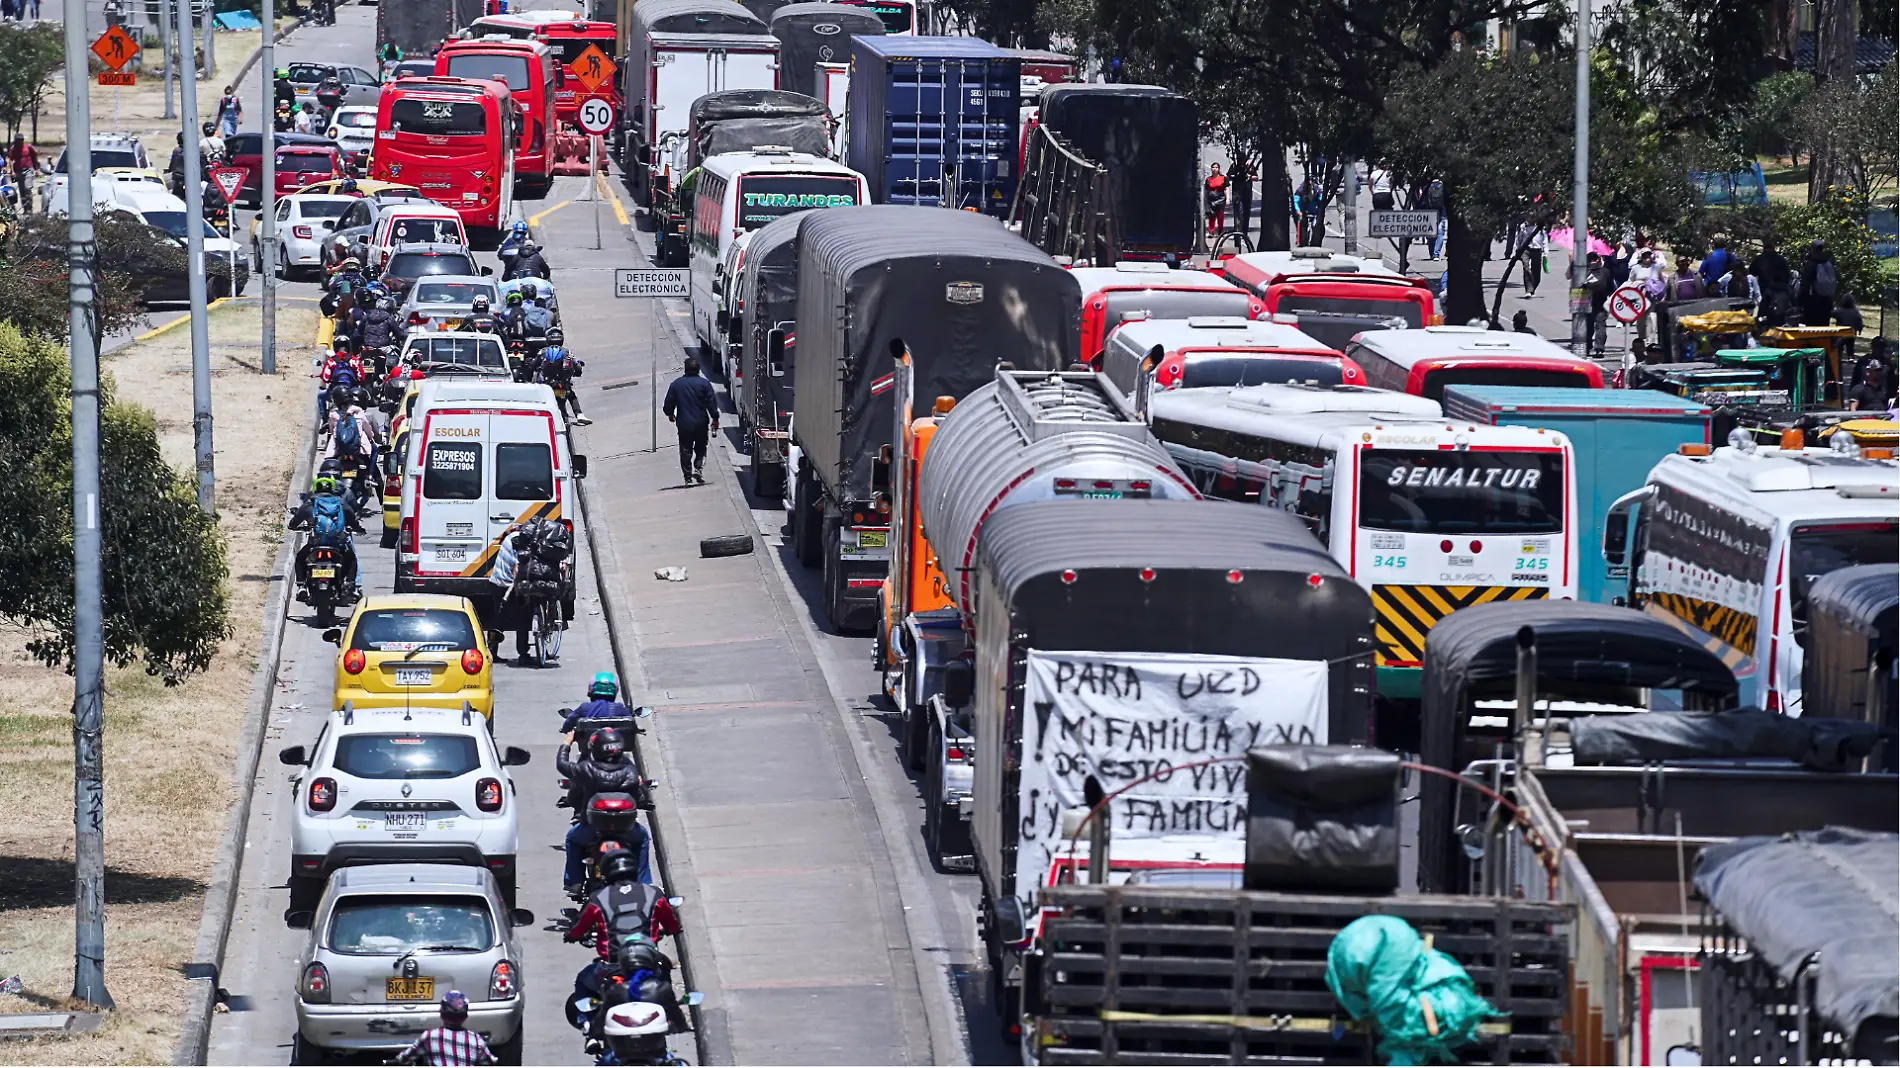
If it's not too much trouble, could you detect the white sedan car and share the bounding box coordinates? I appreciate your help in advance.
[326,105,379,171]
[279,702,529,912]
[253,193,356,279]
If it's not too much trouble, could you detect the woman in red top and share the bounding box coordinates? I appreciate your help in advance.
[1204,163,1228,236]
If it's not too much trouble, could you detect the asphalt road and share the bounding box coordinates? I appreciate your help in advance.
[203,9,1014,1064]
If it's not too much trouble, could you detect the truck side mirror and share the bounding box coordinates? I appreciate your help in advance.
[1602,486,1652,567]
[571,454,588,479]
[942,660,974,708]
[767,328,786,377]
[994,894,1027,944]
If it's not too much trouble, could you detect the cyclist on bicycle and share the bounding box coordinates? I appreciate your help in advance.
[488,515,571,664]
[390,991,496,1065]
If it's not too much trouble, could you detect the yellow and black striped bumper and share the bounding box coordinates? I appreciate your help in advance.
[1373,584,1549,667]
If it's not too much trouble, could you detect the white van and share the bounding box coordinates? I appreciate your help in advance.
[395,380,587,601]
[689,148,867,366]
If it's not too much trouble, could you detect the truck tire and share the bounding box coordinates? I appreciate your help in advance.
[791,467,821,568]
[923,725,949,872]
[822,518,848,629]
[900,699,927,773]
[699,533,754,558]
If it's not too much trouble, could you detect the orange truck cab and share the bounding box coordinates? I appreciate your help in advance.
[1223,248,1440,352]
[1099,315,1364,418]
[434,36,562,197]
[1071,260,1263,360]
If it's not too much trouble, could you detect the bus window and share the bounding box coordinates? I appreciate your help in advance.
[1100,288,1251,325]
[832,0,914,32]
[1358,450,1564,534]
[1347,343,1409,392]
[1279,293,1423,328]
[1177,354,1345,390]
[444,53,532,91]
[1789,520,1900,642]
[1415,364,1596,402]
[390,99,489,137]
[736,175,861,230]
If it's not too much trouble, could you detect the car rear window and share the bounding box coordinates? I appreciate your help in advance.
[350,607,478,651]
[408,336,506,369]
[387,218,463,246]
[389,252,475,279]
[332,733,481,780]
[278,152,337,172]
[336,110,378,128]
[298,199,352,219]
[415,281,492,305]
[55,148,141,173]
[288,63,334,83]
[328,895,494,954]
[495,443,552,500]
[423,441,482,499]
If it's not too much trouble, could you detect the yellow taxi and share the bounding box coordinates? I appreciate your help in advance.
[377,378,428,547]
[326,594,497,722]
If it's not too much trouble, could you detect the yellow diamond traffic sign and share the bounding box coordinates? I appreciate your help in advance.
[570,44,615,93]
[91,25,139,72]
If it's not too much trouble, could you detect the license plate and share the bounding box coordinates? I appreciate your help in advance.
[384,811,426,831]
[856,530,887,549]
[311,567,336,579]
[395,666,432,686]
[386,976,434,1001]
[441,318,463,330]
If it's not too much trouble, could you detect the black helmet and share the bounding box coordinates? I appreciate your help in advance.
[544,327,564,344]
[318,456,343,476]
[599,851,640,883]
[613,932,665,973]
[202,121,216,136]
[471,296,490,313]
[589,726,626,763]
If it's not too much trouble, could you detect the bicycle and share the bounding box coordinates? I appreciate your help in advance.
[527,592,563,667]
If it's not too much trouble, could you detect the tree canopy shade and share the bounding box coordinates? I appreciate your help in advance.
[0,322,229,681]
[0,212,187,349]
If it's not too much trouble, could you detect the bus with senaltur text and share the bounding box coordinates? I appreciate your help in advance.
[373,77,518,240]
[1148,382,1577,710]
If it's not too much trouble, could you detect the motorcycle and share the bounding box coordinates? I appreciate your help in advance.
[557,709,658,900]
[274,101,294,133]
[566,951,701,1067]
[297,541,353,626]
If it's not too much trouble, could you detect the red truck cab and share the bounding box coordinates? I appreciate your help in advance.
[434,36,561,197]
[1223,248,1440,353]
[1071,261,1264,361]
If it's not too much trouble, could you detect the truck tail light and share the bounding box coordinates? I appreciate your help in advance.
[461,648,485,675]
[402,516,418,555]
[301,961,331,1002]
[490,959,517,1000]
[308,777,337,812]
[342,649,366,674]
[477,777,503,812]
[946,746,966,761]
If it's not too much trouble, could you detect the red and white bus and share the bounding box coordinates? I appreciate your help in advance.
[1222,249,1440,353]
[1343,326,1604,401]
[372,78,518,240]
[1069,260,1263,360]
[435,37,561,197]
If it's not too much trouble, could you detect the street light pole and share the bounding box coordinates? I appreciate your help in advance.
[160,0,175,119]
[260,0,277,374]
[63,0,112,1013]
[177,0,215,513]
[201,0,214,80]
[1569,0,1592,357]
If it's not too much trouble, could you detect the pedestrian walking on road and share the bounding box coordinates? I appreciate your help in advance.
[216,86,243,139]
[1752,237,1794,326]
[1203,163,1227,236]
[1515,221,1547,296]
[1633,248,1665,343]
[1584,252,1613,358]
[662,356,719,485]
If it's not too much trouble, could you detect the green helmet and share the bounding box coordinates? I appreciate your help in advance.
[506,290,524,306]
[312,474,338,494]
[275,67,289,79]
[587,672,618,701]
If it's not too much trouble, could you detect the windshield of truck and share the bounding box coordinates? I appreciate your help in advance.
[1358,449,1564,534]
[445,53,533,92]
[735,175,860,230]
[329,897,493,954]
[1277,291,1425,329]
[389,98,489,138]
[1274,312,1404,352]
[1178,353,1345,389]
[1790,521,1900,641]
[830,0,913,32]
[1415,364,1595,403]
[1102,288,1251,327]
[55,149,141,172]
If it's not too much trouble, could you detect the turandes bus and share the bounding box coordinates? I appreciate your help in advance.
[1148,381,1578,704]
[830,0,916,33]
[1344,325,1605,402]
[1222,248,1441,351]
[435,37,561,197]
[1069,260,1263,361]
[373,78,518,240]
[1604,434,1899,714]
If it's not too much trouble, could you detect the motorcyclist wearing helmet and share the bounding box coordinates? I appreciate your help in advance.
[555,726,653,894]
[288,472,365,593]
[324,382,381,475]
[273,68,296,110]
[587,933,691,1040]
[497,219,530,268]
[318,340,366,421]
[564,851,681,962]
[458,295,502,335]
[501,239,550,281]
[519,283,554,337]
[393,990,497,1065]
[499,289,528,341]
[561,673,639,732]
[199,121,226,167]
[537,330,589,425]
[355,286,400,352]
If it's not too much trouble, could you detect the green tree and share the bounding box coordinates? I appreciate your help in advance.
[0,212,185,350]
[1796,57,1899,202]
[1742,71,1815,164]
[0,323,229,681]
[0,23,65,141]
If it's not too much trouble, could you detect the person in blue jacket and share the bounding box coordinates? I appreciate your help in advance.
[562,673,634,733]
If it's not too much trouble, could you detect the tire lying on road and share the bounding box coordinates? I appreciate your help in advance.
[699,533,754,558]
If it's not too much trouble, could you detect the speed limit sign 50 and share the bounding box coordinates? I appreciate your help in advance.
[577,98,616,136]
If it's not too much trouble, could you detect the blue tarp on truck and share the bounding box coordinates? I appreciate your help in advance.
[1442,386,1712,605]
[847,36,1019,217]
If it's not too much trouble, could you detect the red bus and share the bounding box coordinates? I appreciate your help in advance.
[372,78,518,240]
[1068,261,1263,360]
[435,37,561,197]
[1222,249,1440,353]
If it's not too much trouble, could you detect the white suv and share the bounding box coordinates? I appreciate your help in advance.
[278,703,529,912]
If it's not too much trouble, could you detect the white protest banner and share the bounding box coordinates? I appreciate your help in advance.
[1013,650,1329,904]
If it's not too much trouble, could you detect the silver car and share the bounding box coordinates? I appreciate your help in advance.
[398,275,500,335]
[293,864,529,1064]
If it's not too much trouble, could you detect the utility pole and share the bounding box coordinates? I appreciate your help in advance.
[200,0,215,80]
[63,0,112,1013]
[1342,159,1358,258]
[160,0,175,119]
[1569,0,1592,356]
[260,0,277,375]
[177,0,215,513]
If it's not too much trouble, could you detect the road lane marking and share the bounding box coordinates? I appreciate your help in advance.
[528,198,574,228]
[135,297,230,340]
[597,172,629,227]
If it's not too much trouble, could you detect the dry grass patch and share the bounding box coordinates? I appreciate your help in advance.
[0,301,319,1065]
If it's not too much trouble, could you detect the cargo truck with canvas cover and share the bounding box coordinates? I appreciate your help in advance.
[769,3,884,98]
[787,205,1081,631]
[380,0,484,59]
[617,0,772,201]
[957,498,1375,1041]
[735,212,802,496]
[882,368,1202,868]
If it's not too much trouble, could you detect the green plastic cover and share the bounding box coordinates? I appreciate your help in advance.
[1325,915,1503,1066]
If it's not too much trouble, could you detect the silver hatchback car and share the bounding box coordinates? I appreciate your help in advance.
[293,863,530,1064]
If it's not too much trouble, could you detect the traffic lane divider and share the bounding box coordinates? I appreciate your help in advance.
[597,171,629,228]
[528,198,574,229]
